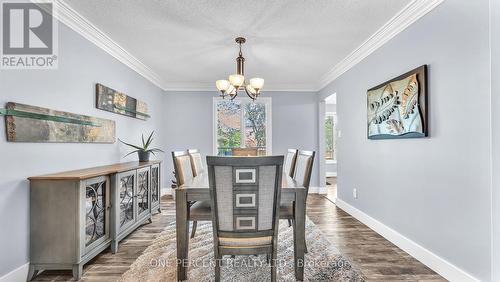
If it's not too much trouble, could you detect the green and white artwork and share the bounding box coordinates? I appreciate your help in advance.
[367,65,427,139]
[4,102,115,143]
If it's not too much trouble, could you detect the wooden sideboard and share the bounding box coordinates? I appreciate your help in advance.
[27,161,161,280]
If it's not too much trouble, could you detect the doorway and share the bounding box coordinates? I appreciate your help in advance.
[319,93,337,202]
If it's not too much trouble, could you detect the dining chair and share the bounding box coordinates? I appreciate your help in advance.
[283,149,298,227]
[172,150,211,239]
[284,149,298,177]
[187,149,204,176]
[280,150,315,252]
[206,156,284,282]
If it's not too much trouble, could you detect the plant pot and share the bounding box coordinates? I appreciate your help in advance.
[138,151,151,162]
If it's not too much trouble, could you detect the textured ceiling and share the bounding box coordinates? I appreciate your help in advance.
[64,0,411,91]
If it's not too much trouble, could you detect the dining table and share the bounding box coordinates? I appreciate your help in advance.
[175,171,306,281]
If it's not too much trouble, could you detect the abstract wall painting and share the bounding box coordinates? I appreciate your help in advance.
[96,83,149,120]
[367,65,428,139]
[3,102,115,143]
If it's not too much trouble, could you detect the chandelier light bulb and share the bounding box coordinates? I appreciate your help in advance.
[229,74,245,87]
[249,78,264,90]
[216,80,230,91]
[246,85,257,95]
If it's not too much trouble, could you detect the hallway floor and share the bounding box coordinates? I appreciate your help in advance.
[326,176,337,202]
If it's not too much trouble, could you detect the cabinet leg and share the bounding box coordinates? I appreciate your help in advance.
[27,265,38,281]
[158,207,162,213]
[111,240,119,254]
[148,217,153,224]
[72,264,83,280]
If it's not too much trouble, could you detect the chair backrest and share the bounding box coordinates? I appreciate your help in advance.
[207,156,284,240]
[187,149,204,176]
[232,147,258,156]
[284,149,298,177]
[293,150,315,193]
[172,150,194,186]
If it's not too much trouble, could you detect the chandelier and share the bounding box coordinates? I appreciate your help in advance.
[215,37,264,100]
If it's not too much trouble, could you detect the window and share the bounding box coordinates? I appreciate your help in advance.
[325,112,337,161]
[213,97,272,156]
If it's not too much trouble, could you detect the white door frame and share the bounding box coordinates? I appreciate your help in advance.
[318,93,337,193]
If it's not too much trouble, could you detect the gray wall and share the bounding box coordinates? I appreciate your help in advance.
[0,24,166,276]
[318,0,491,280]
[491,0,500,280]
[162,91,319,189]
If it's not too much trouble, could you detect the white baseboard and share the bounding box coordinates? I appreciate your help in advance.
[335,199,479,282]
[161,187,172,196]
[309,186,327,194]
[326,172,337,177]
[0,263,28,282]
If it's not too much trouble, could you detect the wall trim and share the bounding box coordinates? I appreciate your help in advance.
[309,186,327,194]
[44,0,168,90]
[317,0,444,90]
[335,199,479,282]
[161,187,171,196]
[0,263,29,282]
[162,82,319,92]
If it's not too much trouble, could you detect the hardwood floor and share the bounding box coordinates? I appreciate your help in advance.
[33,194,445,281]
[325,176,337,202]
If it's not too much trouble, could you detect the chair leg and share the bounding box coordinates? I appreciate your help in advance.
[215,253,221,282]
[292,218,308,253]
[190,221,197,239]
[287,219,292,227]
[271,249,277,282]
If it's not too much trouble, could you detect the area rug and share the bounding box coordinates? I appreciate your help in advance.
[120,218,365,281]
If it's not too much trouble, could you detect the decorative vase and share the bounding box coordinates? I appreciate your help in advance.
[138,151,150,162]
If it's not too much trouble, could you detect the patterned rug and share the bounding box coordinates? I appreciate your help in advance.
[120,218,365,281]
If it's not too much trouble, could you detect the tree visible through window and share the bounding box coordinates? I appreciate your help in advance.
[215,98,271,156]
[325,113,337,160]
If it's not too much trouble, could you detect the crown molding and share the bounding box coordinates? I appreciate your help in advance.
[162,81,318,92]
[317,0,445,91]
[43,0,169,90]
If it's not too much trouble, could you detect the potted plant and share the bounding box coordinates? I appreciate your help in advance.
[119,131,164,162]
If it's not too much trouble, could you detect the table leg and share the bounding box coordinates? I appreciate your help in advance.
[176,189,189,281]
[294,189,306,281]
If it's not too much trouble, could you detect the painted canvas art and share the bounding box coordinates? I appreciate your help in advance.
[367,65,428,139]
[96,83,149,120]
[4,102,115,143]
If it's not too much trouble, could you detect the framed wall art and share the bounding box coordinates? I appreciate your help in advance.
[96,83,150,120]
[367,65,428,139]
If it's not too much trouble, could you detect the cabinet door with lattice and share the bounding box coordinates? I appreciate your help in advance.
[150,164,161,213]
[136,167,151,220]
[82,176,110,254]
[116,170,136,233]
